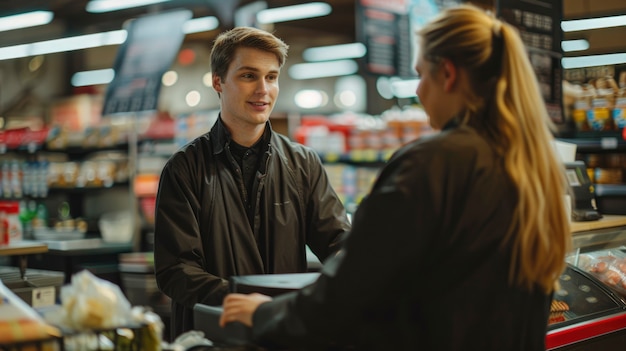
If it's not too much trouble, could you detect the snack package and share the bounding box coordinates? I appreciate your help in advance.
[0,280,60,345]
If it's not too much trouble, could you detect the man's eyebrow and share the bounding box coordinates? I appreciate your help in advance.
[235,66,279,74]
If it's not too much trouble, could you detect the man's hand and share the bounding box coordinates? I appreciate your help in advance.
[219,293,273,327]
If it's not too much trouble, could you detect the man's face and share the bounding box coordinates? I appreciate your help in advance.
[213,47,280,130]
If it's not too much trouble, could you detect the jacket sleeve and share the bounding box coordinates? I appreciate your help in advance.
[302,150,352,263]
[153,155,229,308]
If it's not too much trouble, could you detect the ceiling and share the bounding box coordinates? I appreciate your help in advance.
[0,0,623,58]
[0,1,622,120]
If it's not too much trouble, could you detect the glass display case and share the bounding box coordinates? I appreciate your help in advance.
[547,216,626,350]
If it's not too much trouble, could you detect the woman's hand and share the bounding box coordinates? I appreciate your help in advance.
[219,293,273,327]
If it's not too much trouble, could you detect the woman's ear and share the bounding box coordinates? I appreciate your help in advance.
[441,59,457,93]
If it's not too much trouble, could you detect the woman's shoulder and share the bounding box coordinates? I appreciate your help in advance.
[398,126,487,158]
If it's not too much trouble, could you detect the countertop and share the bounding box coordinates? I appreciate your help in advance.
[0,241,48,256]
[570,215,626,233]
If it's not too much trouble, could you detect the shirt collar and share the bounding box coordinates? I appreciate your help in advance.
[210,115,272,154]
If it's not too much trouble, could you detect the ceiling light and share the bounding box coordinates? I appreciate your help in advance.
[289,60,358,80]
[0,10,54,32]
[86,0,171,13]
[71,68,115,87]
[0,29,127,61]
[257,2,331,24]
[162,71,178,86]
[303,43,367,62]
[294,90,327,109]
[183,16,219,34]
[185,90,201,107]
[562,53,626,69]
[561,39,589,52]
[390,78,419,99]
[561,14,626,32]
[0,12,205,62]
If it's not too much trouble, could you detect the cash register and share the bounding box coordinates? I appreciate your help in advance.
[193,273,320,346]
[565,161,602,221]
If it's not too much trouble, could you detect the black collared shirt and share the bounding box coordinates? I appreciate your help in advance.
[229,138,262,228]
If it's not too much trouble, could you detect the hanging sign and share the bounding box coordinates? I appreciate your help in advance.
[102,9,192,116]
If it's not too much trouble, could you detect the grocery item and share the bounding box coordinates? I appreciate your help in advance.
[575,249,626,296]
[549,300,570,325]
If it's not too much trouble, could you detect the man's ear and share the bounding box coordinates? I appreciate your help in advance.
[441,59,457,93]
[212,74,222,93]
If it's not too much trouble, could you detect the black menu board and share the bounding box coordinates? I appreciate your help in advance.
[498,0,564,124]
[356,0,412,77]
[102,9,192,116]
[356,0,461,78]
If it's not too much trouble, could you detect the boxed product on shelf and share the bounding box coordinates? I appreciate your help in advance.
[0,278,60,345]
[0,266,64,308]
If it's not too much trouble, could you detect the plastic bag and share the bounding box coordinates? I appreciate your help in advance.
[60,270,133,330]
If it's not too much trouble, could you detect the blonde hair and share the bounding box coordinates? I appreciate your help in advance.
[418,5,571,293]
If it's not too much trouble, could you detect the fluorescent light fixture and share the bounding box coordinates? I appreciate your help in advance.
[561,39,589,52]
[561,14,626,32]
[562,53,626,69]
[303,43,367,62]
[71,68,115,86]
[183,16,219,34]
[0,14,208,62]
[0,11,54,32]
[86,0,170,13]
[0,29,127,61]
[390,78,419,98]
[288,60,358,80]
[257,2,331,24]
[294,90,327,109]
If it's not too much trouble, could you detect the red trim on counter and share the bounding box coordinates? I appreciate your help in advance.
[546,312,626,350]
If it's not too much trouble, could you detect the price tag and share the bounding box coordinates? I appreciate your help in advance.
[31,286,56,308]
[600,137,618,149]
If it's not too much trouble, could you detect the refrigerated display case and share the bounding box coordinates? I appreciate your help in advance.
[547,215,626,350]
[546,264,626,350]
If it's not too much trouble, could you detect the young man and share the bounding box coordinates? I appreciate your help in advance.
[153,27,351,339]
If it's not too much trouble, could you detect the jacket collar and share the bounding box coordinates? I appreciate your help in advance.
[210,115,273,155]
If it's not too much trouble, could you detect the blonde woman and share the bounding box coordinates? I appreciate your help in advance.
[220,5,571,350]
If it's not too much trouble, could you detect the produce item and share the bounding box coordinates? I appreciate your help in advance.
[41,270,164,350]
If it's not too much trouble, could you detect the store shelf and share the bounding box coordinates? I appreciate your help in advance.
[558,136,626,153]
[318,149,395,164]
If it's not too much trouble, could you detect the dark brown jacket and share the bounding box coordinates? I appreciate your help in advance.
[154,118,350,339]
[252,121,552,350]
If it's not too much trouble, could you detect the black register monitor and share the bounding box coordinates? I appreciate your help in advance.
[564,161,602,221]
